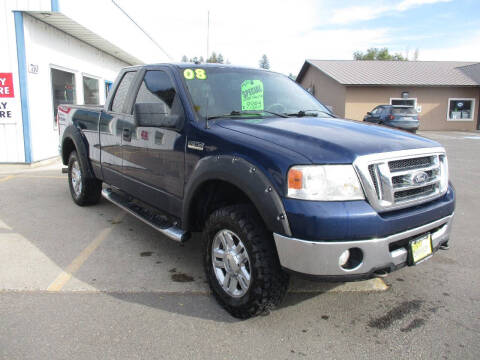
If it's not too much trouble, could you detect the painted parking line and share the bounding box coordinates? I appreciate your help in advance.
[289,277,388,293]
[0,218,12,230]
[47,212,126,292]
[17,175,65,179]
[0,175,16,183]
[0,175,65,182]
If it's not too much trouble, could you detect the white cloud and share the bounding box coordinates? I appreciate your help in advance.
[396,0,452,12]
[115,0,326,74]
[419,30,480,61]
[330,5,389,25]
[330,0,452,25]
[112,0,476,76]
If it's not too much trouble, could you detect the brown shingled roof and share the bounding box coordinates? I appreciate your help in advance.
[297,60,480,86]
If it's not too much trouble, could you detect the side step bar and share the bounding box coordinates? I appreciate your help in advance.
[101,188,188,243]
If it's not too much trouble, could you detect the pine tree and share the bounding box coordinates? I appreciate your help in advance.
[207,52,218,63]
[259,54,270,69]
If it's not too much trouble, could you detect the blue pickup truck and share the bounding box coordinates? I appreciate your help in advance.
[58,64,455,318]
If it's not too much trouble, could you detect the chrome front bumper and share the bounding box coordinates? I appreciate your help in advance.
[273,214,453,278]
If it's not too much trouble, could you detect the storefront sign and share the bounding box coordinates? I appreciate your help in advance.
[0,73,14,97]
[0,73,15,120]
[0,102,12,119]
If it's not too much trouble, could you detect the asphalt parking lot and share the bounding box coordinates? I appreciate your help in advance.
[0,131,479,359]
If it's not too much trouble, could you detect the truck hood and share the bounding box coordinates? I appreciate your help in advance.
[216,117,440,163]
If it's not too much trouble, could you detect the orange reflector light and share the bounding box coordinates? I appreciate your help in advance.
[288,169,303,189]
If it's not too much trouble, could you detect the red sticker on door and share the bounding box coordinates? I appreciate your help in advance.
[0,73,14,98]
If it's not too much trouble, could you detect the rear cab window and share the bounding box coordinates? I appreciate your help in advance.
[110,71,137,113]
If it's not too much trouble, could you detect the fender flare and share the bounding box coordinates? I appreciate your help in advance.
[61,125,95,179]
[183,155,292,237]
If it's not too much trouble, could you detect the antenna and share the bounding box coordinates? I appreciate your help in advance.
[205,10,210,129]
[206,10,210,60]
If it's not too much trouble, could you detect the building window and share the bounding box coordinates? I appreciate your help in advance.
[51,68,76,128]
[390,98,417,107]
[83,76,99,105]
[447,98,475,121]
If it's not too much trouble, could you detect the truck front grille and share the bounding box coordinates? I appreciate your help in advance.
[354,148,448,212]
[388,156,433,171]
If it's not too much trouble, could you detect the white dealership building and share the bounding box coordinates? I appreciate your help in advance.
[1,0,168,163]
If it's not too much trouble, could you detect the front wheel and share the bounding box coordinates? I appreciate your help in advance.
[203,204,289,318]
[68,151,102,206]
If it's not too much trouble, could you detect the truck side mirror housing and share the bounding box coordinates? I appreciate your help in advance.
[134,103,178,129]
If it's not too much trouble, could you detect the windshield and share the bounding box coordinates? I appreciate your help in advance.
[392,107,417,115]
[181,67,332,120]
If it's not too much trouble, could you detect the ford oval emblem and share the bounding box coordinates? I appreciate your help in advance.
[412,171,428,185]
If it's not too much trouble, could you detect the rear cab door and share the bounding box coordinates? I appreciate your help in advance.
[99,69,139,188]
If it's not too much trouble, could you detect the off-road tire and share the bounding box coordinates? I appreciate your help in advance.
[68,150,102,206]
[203,204,289,319]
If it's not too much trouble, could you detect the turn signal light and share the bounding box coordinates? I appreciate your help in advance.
[288,169,303,190]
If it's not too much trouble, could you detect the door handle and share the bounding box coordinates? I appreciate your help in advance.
[122,128,131,142]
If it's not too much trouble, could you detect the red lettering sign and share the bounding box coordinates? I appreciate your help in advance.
[0,73,14,98]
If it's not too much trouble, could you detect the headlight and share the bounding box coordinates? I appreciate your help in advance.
[287,165,365,201]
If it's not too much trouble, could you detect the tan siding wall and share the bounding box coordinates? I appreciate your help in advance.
[299,67,346,117]
[345,86,479,131]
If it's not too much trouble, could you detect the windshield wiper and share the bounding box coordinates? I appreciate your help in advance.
[286,109,334,118]
[207,110,288,121]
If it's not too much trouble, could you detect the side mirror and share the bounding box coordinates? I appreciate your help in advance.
[134,103,178,128]
[367,111,372,115]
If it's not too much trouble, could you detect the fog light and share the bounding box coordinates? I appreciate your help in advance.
[339,250,350,267]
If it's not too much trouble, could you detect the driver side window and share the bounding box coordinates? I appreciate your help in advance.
[134,70,184,119]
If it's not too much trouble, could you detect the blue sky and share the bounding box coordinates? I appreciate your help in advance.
[117,0,480,74]
[316,0,480,56]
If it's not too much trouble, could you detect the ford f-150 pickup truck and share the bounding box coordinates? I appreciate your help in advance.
[58,63,455,318]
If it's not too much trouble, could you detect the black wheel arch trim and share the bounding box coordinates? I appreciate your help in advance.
[183,155,292,237]
[61,125,96,180]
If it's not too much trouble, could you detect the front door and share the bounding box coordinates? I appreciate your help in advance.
[121,68,186,216]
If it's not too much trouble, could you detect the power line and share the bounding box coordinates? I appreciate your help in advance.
[111,0,173,61]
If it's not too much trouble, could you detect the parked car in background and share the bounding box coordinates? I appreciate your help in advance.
[364,105,419,133]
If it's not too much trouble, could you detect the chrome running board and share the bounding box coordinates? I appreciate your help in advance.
[101,188,188,243]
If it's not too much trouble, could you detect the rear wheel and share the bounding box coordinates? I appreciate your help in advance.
[203,204,289,318]
[68,151,102,206]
